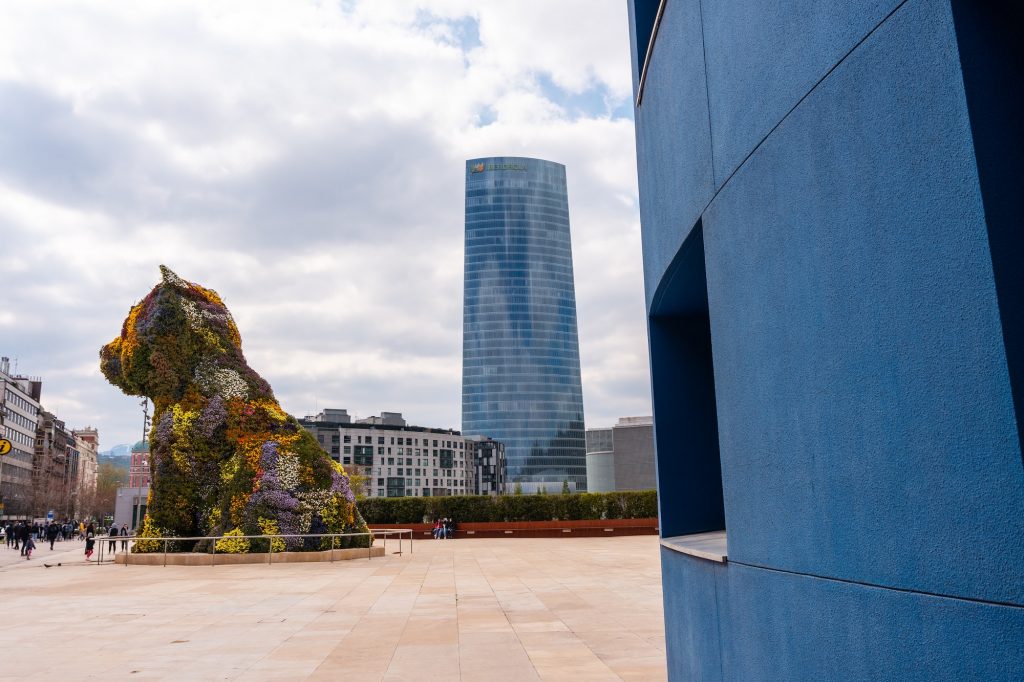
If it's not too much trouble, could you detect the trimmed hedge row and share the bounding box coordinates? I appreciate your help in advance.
[358,490,657,524]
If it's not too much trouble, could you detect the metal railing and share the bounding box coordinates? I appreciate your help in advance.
[96,529,413,567]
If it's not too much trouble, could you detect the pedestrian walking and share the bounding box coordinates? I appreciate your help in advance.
[4,523,13,548]
[108,525,118,554]
[84,523,96,561]
[18,523,30,555]
[120,524,129,552]
[23,534,35,560]
[46,522,59,551]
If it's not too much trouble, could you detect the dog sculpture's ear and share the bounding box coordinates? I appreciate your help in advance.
[159,265,188,290]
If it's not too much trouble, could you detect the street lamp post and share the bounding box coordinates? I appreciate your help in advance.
[133,398,150,530]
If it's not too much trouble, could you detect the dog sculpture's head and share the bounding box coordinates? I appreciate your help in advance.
[100,266,266,402]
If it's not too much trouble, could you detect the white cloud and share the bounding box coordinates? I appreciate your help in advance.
[0,0,649,449]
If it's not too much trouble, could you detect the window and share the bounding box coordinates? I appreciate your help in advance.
[343,457,351,464]
[378,437,385,445]
[648,222,725,538]
[343,446,351,454]
[344,435,351,443]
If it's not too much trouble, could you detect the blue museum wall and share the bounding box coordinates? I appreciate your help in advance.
[629,0,713,308]
[699,0,900,184]
[702,0,1024,605]
[663,549,1024,681]
[631,0,1024,677]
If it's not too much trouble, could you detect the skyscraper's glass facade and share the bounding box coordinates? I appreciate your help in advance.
[462,156,587,491]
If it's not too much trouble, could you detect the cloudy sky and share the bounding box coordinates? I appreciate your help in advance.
[0,0,649,450]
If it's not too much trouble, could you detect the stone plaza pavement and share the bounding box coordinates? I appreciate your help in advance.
[0,535,666,680]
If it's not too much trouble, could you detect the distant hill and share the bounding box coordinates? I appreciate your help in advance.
[99,445,131,473]
[99,443,131,459]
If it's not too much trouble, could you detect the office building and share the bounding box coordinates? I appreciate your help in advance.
[585,416,654,493]
[73,427,99,509]
[0,357,41,517]
[628,0,1024,678]
[462,156,587,493]
[300,410,505,498]
[33,410,71,516]
[465,435,507,496]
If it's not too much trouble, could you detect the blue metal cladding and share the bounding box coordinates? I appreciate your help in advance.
[461,157,587,490]
[629,0,1024,679]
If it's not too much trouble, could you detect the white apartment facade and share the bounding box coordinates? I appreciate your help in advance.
[301,410,486,498]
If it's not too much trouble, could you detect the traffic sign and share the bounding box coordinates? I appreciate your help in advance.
[0,439,12,456]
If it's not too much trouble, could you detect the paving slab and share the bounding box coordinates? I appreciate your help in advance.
[0,535,666,680]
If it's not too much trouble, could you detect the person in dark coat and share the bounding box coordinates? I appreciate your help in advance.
[46,522,60,550]
[18,523,30,555]
[84,523,96,561]
[108,525,119,554]
[120,524,129,552]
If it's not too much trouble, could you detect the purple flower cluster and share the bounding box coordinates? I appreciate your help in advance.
[248,441,300,534]
[155,411,174,447]
[248,486,299,513]
[330,469,355,505]
[197,395,226,438]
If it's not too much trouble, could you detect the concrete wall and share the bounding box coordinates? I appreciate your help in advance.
[629,0,1024,678]
[585,451,614,492]
[611,423,655,491]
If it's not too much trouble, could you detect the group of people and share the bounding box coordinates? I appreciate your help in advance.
[432,517,456,539]
[4,520,130,561]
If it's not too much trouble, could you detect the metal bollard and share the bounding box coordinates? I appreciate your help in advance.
[163,539,168,567]
[212,539,216,567]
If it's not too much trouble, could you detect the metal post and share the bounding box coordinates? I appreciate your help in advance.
[163,539,168,567]
[409,529,413,554]
[212,538,216,567]
[330,534,335,563]
[383,531,386,557]
[268,536,273,565]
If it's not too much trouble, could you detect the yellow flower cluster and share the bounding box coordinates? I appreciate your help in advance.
[215,528,250,554]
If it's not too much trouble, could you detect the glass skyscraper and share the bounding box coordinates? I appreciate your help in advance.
[462,156,587,492]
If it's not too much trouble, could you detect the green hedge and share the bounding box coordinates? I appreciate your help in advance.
[358,490,657,524]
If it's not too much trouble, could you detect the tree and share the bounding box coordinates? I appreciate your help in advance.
[513,481,522,495]
[343,465,369,500]
[561,480,570,495]
[93,460,128,520]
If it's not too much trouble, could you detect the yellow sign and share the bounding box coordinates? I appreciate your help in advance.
[0,439,11,456]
